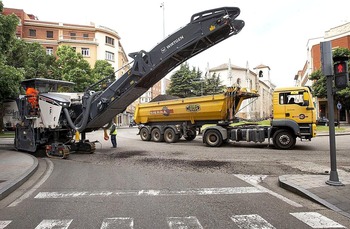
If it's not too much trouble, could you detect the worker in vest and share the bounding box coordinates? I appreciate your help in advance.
[110,122,117,148]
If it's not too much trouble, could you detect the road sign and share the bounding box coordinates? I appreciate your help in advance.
[337,102,342,110]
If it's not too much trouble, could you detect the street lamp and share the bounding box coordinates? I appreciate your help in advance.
[160,2,166,95]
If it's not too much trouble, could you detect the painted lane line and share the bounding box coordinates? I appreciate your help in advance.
[167,216,203,229]
[0,221,11,229]
[290,212,345,228]
[100,217,134,229]
[34,187,264,199]
[235,174,303,208]
[231,214,276,229]
[9,158,54,207]
[34,219,73,229]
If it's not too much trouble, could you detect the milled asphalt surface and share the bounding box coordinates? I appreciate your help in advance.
[0,127,350,219]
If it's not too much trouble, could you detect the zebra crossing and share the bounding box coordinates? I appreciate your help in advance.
[0,212,346,228]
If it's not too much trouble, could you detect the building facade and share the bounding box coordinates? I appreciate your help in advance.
[295,22,350,123]
[4,7,136,126]
[209,61,275,120]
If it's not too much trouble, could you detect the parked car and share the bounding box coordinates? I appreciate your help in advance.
[316,117,339,126]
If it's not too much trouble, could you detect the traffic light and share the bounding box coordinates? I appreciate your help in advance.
[333,61,349,89]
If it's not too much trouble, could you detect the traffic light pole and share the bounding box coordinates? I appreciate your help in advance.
[320,41,343,186]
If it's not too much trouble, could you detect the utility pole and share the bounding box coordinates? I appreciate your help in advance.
[160,2,166,95]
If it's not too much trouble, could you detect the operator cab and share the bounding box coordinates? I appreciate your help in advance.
[19,78,75,118]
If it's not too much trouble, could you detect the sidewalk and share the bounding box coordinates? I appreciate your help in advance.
[0,146,38,200]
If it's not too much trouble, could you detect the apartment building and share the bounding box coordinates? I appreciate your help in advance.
[209,61,275,120]
[295,22,350,123]
[4,7,135,126]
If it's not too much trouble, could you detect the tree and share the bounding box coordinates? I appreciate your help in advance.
[203,72,225,95]
[56,46,93,92]
[0,2,25,132]
[310,47,350,113]
[167,63,198,98]
[92,60,115,81]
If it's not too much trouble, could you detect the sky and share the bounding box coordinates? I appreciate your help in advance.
[3,0,350,87]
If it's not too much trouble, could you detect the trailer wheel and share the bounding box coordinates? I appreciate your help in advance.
[272,129,296,150]
[204,129,223,147]
[164,128,179,143]
[151,128,164,142]
[140,127,151,141]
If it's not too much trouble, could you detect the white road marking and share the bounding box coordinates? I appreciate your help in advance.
[231,214,276,229]
[235,174,303,207]
[290,212,345,228]
[167,216,203,229]
[34,187,264,199]
[8,158,54,207]
[100,217,134,229]
[34,219,73,229]
[0,221,11,229]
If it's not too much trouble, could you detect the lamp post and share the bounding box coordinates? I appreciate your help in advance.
[160,2,166,95]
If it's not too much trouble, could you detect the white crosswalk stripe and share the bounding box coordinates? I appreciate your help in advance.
[167,216,203,229]
[34,219,73,229]
[231,214,276,229]
[0,221,11,229]
[100,217,134,229]
[290,212,346,228]
[1,212,346,228]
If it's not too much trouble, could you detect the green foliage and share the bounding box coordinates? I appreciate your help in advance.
[92,60,115,81]
[167,63,225,98]
[56,46,93,91]
[0,63,24,101]
[203,72,225,94]
[310,47,350,110]
[167,63,197,98]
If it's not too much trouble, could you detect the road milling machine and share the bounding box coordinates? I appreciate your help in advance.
[14,7,245,158]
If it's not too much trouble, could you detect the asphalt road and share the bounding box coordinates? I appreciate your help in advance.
[1,128,349,228]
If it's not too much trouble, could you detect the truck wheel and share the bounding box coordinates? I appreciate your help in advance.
[204,130,223,147]
[164,128,179,143]
[185,128,196,141]
[272,129,296,149]
[151,128,164,142]
[140,127,151,141]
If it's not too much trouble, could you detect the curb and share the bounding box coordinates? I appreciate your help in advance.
[0,153,39,201]
[278,175,350,219]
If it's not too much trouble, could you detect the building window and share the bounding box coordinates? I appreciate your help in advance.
[81,48,90,57]
[105,51,115,61]
[105,36,114,46]
[46,31,53,39]
[46,47,53,55]
[29,29,36,37]
[83,33,89,39]
[70,32,76,40]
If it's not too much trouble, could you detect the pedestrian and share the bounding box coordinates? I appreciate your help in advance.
[110,122,117,148]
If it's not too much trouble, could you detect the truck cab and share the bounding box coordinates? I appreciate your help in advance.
[271,87,316,148]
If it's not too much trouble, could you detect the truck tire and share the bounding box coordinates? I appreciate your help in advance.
[204,129,223,147]
[151,128,164,142]
[164,128,179,143]
[140,127,151,141]
[272,129,296,150]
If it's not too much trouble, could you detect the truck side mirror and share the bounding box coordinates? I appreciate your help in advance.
[303,92,309,106]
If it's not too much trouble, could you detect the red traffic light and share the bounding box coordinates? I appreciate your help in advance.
[334,62,348,74]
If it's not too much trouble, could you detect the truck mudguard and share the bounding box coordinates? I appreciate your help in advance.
[271,119,300,136]
[202,125,228,141]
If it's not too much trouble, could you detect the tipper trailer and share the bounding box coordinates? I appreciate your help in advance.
[134,86,317,149]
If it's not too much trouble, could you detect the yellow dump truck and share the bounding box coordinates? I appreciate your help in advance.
[134,86,316,149]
